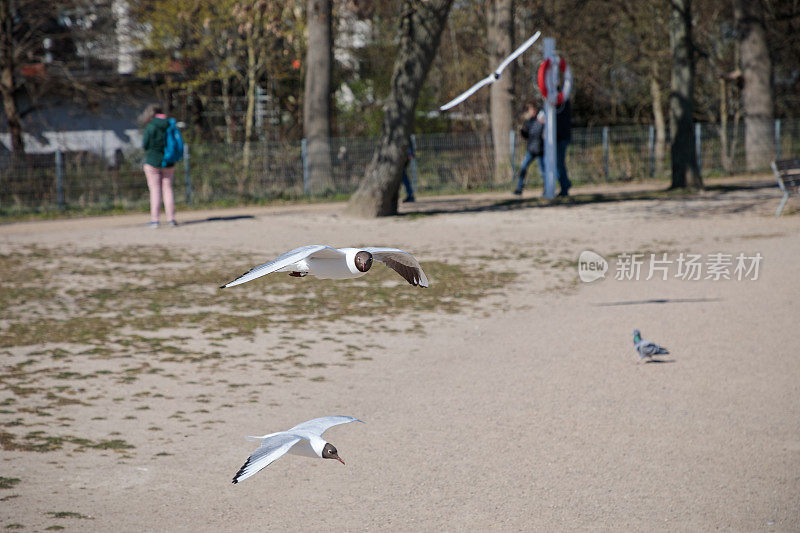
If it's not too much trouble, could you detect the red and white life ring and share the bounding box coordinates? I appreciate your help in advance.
[537,56,573,105]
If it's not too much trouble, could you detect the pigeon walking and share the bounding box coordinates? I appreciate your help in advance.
[633,329,669,362]
[232,416,363,484]
[221,245,428,288]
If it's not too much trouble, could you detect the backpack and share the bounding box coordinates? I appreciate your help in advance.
[162,118,184,167]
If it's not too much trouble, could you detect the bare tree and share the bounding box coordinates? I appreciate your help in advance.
[233,1,272,170]
[734,0,774,171]
[0,0,24,156]
[488,0,514,182]
[346,0,453,217]
[304,0,333,194]
[0,0,58,158]
[669,0,701,189]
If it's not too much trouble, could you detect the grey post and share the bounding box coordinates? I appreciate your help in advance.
[602,126,609,180]
[541,37,557,199]
[648,125,655,177]
[301,138,309,195]
[55,149,65,210]
[775,119,781,161]
[695,123,702,172]
[184,143,191,204]
[509,130,517,182]
[410,134,418,191]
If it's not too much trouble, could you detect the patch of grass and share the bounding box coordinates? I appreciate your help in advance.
[0,430,133,453]
[0,477,21,489]
[45,511,91,519]
[84,439,134,451]
[0,245,518,396]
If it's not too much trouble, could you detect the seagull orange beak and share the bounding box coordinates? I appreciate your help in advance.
[335,456,345,465]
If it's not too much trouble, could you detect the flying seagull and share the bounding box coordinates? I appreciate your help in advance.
[439,31,541,111]
[220,245,429,288]
[633,329,670,362]
[232,416,363,484]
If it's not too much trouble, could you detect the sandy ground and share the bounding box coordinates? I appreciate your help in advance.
[1,177,799,531]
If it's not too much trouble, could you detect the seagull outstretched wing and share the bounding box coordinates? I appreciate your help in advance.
[289,416,364,436]
[364,247,429,287]
[220,245,344,288]
[232,433,302,484]
[439,31,541,111]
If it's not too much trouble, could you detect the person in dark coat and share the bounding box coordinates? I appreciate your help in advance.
[400,138,416,202]
[554,98,572,196]
[514,100,544,195]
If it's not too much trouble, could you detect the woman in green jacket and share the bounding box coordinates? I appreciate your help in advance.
[141,104,177,227]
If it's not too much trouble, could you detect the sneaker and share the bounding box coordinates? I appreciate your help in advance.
[146,221,159,229]
[402,196,415,203]
[513,189,522,195]
[557,190,569,197]
[167,220,179,227]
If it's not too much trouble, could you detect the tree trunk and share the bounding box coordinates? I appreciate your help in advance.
[243,38,257,175]
[650,59,666,175]
[222,76,233,144]
[0,0,24,159]
[488,0,514,183]
[734,0,774,171]
[304,0,334,195]
[668,0,701,189]
[346,0,453,217]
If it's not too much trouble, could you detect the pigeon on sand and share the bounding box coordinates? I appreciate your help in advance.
[633,329,669,362]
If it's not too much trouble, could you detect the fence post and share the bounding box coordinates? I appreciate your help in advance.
[301,138,309,195]
[55,149,65,210]
[410,134,418,191]
[648,125,655,177]
[184,143,192,204]
[695,123,702,172]
[602,126,609,180]
[509,130,517,182]
[775,118,781,161]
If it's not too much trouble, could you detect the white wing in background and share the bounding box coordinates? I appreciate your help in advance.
[494,31,541,75]
[439,74,497,111]
[439,31,541,112]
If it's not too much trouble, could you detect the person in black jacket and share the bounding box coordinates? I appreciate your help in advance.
[554,98,572,196]
[514,101,544,195]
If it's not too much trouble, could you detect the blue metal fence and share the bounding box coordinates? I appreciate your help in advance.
[1,119,797,214]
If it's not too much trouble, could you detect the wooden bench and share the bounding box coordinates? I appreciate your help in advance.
[772,158,800,216]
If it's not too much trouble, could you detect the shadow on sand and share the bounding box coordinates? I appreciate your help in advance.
[399,179,777,218]
[178,215,255,226]
[595,297,722,307]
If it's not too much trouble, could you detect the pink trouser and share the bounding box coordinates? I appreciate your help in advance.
[143,164,176,222]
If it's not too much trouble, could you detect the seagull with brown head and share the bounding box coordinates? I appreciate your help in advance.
[220,245,428,288]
